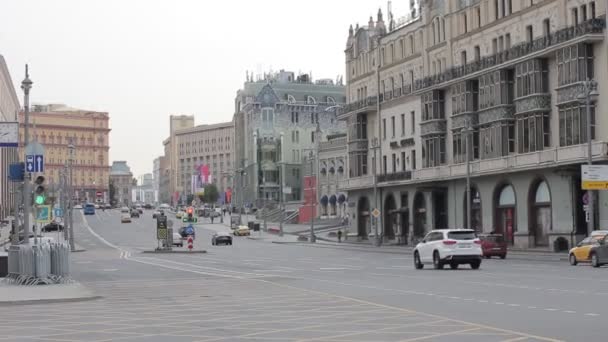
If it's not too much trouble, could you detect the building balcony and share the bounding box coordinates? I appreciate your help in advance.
[420,119,447,136]
[378,171,412,183]
[478,105,515,125]
[451,112,479,130]
[338,96,378,120]
[377,141,608,187]
[414,18,605,92]
[348,138,368,152]
[338,175,375,191]
[514,94,551,115]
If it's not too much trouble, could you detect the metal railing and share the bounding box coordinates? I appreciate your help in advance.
[4,242,71,285]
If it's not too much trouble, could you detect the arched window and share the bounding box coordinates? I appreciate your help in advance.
[530,180,551,246]
[495,184,516,244]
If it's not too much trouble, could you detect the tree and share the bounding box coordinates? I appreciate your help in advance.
[202,184,219,204]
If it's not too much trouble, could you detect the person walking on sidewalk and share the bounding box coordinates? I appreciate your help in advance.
[337,230,342,243]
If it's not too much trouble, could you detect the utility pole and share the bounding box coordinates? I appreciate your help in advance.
[21,65,33,244]
[309,150,315,243]
[463,119,474,231]
[279,132,284,237]
[62,166,69,241]
[373,35,383,247]
[371,137,380,246]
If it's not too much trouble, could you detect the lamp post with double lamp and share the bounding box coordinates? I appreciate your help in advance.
[578,79,599,237]
[461,119,475,231]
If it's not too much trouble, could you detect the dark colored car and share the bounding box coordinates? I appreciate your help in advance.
[130,210,140,218]
[478,233,507,259]
[144,204,153,210]
[178,226,196,240]
[212,232,232,246]
[42,222,64,232]
[589,234,608,267]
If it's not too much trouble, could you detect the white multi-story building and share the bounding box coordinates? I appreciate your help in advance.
[341,1,607,250]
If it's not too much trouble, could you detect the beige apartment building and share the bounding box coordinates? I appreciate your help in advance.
[175,122,234,203]
[0,55,20,220]
[18,104,110,203]
[160,115,195,205]
[341,0,607,249]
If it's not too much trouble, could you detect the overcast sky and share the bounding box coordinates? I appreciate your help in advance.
[1,0,408,177]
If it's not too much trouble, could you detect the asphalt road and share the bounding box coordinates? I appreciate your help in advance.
[2,209,606,342]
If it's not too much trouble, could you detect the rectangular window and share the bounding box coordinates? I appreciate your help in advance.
[543,19,550,37]
[581,5,587,22]
[505,33,511,49]
[311,131,315,143]
[476,7,481,28]
[411,111,415,133]
[401,151,406,171]
[391,116,395,137]
[572,8,578,26]
[474,45,480,61]
[383,119,387,140]
[526,25,533,42]
[401,114,405,136]
[392,153,396,173]
[463,13,468,33]
[382,155,387,174]
[461,50,467,65]
[591,2,596,18]
[559,104,595,146]
[492,38,498,54]
[411,150,416,170]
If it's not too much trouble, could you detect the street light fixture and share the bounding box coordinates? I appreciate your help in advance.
[577,79,599,237]
[461,119,475,231]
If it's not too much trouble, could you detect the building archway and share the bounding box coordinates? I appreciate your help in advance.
[494,183,516,245]
[463,185,482,232]
[384,194,397,240]
[357,197,370,238]
[529,179,551,246]
[413,192,426,240]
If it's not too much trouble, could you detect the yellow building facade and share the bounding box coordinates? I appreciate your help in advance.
[19,104,110,202]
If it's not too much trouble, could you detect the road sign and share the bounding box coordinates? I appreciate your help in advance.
[54,208,64,218]
[0,122,19,147]
[25,154,44,172]
[187,236,194,251]
[283,186,292,194]
[582,165,608,190]
[96,191,102,197]
[371,208,381,218]
[35,205,51,223]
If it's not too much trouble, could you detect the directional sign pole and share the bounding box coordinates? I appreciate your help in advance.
[22,65,33,244]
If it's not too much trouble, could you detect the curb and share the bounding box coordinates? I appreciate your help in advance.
[0,295,102,306]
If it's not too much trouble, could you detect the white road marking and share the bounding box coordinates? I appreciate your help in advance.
[102,269,118,272]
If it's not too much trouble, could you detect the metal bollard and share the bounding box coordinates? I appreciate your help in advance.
[50,243,71,278]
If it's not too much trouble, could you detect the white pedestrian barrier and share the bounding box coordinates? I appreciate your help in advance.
[3,242,71,285]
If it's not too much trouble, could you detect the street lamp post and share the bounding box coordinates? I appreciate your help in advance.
[279,132,284,237]
[462,119,474,231]
[578,79,599,237]
[371,137,381,247]
[309,150,316,243]
[21,65,33,244]
[68,141,75,251]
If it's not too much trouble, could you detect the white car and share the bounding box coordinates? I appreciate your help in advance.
[74,204,83,209]
[172,232,183,247]
[413,229,482,270]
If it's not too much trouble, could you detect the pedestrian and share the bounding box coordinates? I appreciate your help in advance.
[211,215,214,224]
[337,230,342,243]
[223,208,227,216]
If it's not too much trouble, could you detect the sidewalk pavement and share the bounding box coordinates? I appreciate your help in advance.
[0,282,99,305]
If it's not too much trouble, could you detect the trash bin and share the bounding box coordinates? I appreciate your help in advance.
[253,223,260,232]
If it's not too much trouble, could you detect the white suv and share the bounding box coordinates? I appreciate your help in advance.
[413,229,482,270]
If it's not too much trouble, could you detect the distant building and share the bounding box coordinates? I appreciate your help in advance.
[110,161,133,206]
[0,55,20,220]
[19,103,110,203]
[233,70,346,211]
[318,133,348,220]
[162,115,195,205]
[175,122,234,204]
[133,174,155,205]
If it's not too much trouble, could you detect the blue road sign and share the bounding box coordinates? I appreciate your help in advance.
[25,154,44,172]
[36,205,51,223]
[54,208,64,218]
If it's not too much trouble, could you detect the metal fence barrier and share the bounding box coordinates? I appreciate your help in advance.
[3,242,72,285]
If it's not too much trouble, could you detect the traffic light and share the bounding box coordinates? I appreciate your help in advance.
[34,175,46,205]
[187,207,193,220]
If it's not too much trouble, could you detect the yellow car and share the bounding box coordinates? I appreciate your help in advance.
[569,230,608,265]
[176,211,185,219]
[233,225,251,236]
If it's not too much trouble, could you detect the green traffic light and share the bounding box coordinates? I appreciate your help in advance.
[35,195,45,205]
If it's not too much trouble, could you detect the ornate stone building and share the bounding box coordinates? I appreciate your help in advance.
[341,0,607,249]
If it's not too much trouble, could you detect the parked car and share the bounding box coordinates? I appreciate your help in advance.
[233,225,251,236]
[212,231,233,245]
[104,204,112,209]
[74,204,83,209]
[94,204,100,209]
[120,207,130,214]
[130,210,140,218]
[176,211,185,219]
[569,230,608,265]
[413,229,482,270]
[478,233,507,259]
[83,203,96,215]
[121,213,132,223]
